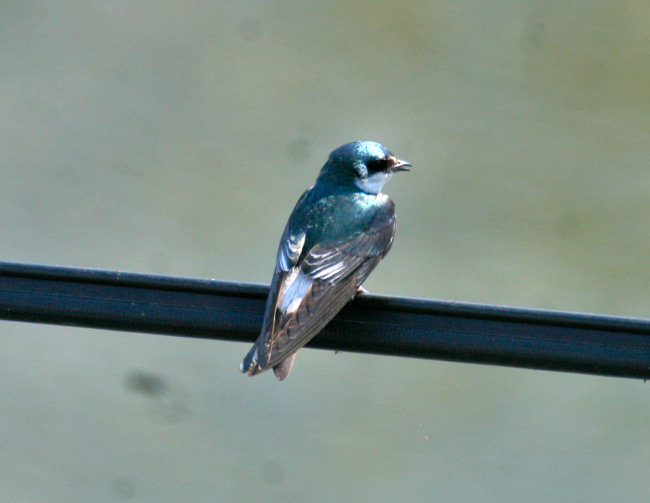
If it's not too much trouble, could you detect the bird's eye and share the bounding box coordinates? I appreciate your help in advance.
[366,158,389,173]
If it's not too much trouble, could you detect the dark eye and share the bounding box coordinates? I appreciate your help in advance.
[366,158,389,173]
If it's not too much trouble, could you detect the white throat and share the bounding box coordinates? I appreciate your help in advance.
[355,171,392,194]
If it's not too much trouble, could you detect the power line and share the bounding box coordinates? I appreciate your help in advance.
[1,260,649,379]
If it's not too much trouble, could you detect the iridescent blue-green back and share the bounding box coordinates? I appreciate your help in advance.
[287,182,392,259]
[286,141,396,254]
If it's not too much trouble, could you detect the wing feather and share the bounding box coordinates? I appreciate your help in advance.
[242,196,396,378]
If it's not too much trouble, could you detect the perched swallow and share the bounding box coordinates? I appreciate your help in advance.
[240,141,411,380]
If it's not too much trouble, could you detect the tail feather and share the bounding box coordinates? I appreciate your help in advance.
[272,353,297,381]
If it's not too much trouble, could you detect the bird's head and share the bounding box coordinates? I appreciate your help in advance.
[317,141,411,194]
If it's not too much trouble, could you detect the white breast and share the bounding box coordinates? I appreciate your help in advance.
[355,171,392,194]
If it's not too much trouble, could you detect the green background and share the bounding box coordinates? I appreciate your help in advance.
[1,1,649,501]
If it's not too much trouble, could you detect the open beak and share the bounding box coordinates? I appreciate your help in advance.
[390,159,412,172]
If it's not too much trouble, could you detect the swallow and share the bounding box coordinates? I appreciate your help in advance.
[240,141,410,380]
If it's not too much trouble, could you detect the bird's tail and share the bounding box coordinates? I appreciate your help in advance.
[241,344,297,380]
[272,353,297,381]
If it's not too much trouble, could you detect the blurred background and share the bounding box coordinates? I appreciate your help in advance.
[1,1,649,501]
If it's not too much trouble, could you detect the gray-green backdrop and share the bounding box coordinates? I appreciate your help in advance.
[1,1,648,501]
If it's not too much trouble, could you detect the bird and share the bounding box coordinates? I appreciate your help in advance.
[240,141,411,380]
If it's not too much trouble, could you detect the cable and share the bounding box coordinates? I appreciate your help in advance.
[1,261,649,379]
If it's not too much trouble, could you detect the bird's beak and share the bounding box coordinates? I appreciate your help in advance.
[390,159,412,172]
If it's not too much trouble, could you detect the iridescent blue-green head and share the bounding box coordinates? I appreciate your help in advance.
[316,141,411,194]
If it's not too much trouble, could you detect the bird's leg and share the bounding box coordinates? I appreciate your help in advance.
[356,286,369,295]
[336,286,369,356]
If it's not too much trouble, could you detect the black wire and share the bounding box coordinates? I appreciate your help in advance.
[1,261,649,379]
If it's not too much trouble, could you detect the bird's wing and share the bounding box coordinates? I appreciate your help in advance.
[256,199,397,374]
[239,191,309,375]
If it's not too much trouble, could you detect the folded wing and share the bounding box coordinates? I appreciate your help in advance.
[250,198,397,378]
